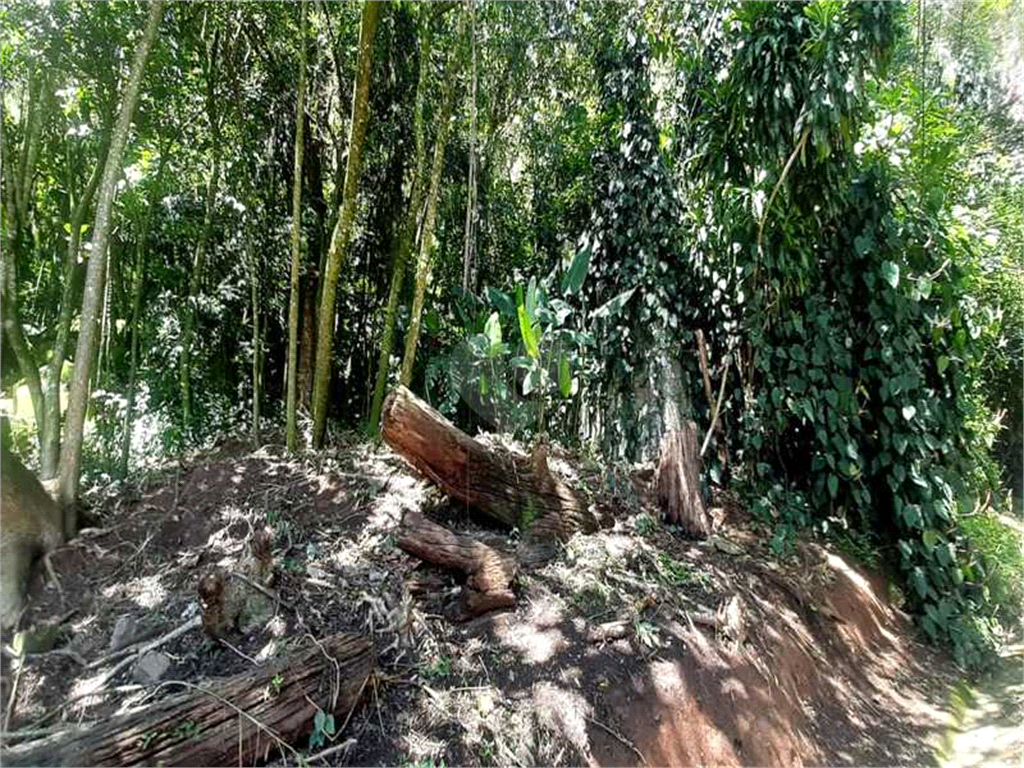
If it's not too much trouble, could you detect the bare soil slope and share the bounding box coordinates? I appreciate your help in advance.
[0,436,968,766]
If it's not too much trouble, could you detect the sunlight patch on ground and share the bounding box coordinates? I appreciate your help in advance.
[680,621,730,670]
[936,640,1024,767]
[369,471,427,523]
[100,573,167,609]
[204,511,247,560]
[721,675,749,700]
[532,681,594,760]
[495,597,568,664]
[402,730,446,763]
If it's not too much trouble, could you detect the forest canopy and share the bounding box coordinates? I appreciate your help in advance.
[1,0,1021,669]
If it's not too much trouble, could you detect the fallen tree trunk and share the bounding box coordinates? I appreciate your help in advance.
[2,633,373,767]
[398,510,516,620]
[655,421,712,538]
[382,386,597,540]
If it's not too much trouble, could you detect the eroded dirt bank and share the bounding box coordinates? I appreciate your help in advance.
[0,437,990,766]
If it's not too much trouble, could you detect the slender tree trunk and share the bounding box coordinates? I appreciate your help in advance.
[95,243,113,391]
[179,31,221,442]
[285,0,308,451]
[58,0,164,509]
[368,22,432,434]
[120,157,165,478]
[14,71,47,230]
[400,29,463,386]
[299,270,317,409]
[310,0,382,448]
[178,160,219,438]
[1,68,50,460]
[40,127,113,478]
[120,234,148,478]
[300,113,328,412]
[461,0,478,294]
[246,230,262,441]
[0,255,44,439]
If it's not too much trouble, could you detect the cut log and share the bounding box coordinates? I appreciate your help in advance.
[655,421,712,538]
[398,510,516,620]
[2,633,373,767]
[382,386,597,540]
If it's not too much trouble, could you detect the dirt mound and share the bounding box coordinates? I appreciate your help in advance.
[1,438,960,766]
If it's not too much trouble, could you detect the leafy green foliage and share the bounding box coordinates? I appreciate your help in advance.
[1,0,1018,671]
[675,0,1008,667]
[308,709,336,751]
[960,511,1024,623]
[425,263,594,441]
[578,3,701,459]
[421,655,452,680]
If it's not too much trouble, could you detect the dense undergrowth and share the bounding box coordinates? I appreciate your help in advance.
[3,1,1020,671]
[423,2,1022,669]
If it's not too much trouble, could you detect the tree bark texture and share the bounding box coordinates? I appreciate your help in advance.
[311,0,381,448]
[655,421,712,538]
[1,633,373,767]
[58,0,164,509]
[381,386,598,540]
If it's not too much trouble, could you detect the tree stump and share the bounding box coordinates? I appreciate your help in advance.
[382,386,597,540]
[655,421,711,538]
[2,633,373,767]
[398,510,516,621]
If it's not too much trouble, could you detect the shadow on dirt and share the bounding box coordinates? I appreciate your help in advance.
[0,438,967,767]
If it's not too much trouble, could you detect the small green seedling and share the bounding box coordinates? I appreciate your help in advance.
[173,720,198,740]
[423,656,452,679]
[138,730,159,750]
[634,514,657,537]
[308,709,336,750]
[264,673,285,700]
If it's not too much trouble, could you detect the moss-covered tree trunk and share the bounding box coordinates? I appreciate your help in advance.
[58,0,164,508]
[368,20,431,435]
[310,0,382,448]
[399,22,463,386]
[285,0,308,451]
